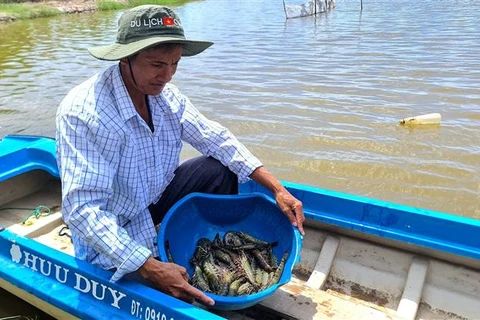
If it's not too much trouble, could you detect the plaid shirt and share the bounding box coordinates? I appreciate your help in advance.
[56,64,262,282]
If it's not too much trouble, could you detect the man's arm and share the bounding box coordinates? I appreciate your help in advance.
[56,113,151,281]
[172,88,305,234]
[250,166,305,235]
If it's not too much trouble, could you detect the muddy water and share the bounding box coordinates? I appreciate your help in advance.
[1,1,478,219]
[0,0,479,316]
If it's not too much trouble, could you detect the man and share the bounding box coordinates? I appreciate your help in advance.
[56,5,305,306]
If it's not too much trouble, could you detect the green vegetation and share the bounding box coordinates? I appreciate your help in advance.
[0,0,193,22]
[96,0,126,11]
[97,0,191,11]
[0,3,61,20]
[0,109,21,114]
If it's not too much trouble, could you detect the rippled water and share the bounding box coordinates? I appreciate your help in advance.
[0,0,479,218]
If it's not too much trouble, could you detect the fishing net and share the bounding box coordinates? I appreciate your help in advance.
[283,0,336,19]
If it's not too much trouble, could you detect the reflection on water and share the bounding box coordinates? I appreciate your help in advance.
[0,11,116,137]
[0,0,479,220]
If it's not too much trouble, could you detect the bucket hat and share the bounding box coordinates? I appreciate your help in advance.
[88,5,213,60]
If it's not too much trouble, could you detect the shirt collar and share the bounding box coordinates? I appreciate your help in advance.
[112,64,138,122]
[110,64,171,123]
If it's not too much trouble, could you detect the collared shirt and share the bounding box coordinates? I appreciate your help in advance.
[56,64,262,282]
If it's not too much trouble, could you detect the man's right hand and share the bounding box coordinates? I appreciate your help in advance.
[138,257,215,306]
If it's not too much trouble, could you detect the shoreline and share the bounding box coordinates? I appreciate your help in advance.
[0,0,188,23]
[0,0,112,23]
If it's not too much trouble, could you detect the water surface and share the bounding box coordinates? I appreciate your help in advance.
[0,0,479,219]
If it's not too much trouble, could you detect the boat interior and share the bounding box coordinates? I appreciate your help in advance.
[1,170,479,320]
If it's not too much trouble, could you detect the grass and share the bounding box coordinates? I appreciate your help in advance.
[96,0,126,11]
[97,0,192,11]
[0,0,194,21]
[0,3,61,20]
[0,109,21,114]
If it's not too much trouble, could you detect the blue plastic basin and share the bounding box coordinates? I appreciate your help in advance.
[158,192,302,310]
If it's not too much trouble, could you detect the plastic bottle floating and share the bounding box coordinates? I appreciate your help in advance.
[399,113,441,126]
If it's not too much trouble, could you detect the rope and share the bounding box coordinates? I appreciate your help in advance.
[0,205,51,225]
[58,225,71,239]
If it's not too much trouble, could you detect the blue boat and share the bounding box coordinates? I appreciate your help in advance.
[1,135,479,320]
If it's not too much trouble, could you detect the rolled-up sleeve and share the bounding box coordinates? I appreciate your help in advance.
[178,96,263,183]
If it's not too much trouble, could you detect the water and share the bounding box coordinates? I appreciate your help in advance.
[0,0,479,316]
[0,1,479,216]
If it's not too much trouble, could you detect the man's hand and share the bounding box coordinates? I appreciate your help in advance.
[275,188,305,236]
[138,257,215,306]
[250,166,306,235]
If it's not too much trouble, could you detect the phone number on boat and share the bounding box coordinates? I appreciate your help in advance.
[131,299,173,320]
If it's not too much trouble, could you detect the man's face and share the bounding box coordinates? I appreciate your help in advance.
[127,44,183,96]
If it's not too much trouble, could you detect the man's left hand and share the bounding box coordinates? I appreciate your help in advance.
[275,189,305,236]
